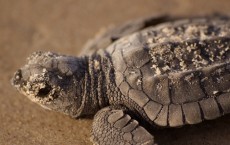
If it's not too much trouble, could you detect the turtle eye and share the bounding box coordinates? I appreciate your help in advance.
[37,84,52,97]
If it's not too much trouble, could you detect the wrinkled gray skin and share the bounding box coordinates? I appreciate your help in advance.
[12,14,230,145]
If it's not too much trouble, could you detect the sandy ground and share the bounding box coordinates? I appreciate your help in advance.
[1,0,230,145]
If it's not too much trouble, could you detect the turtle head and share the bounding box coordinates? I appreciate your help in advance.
[12,51,86,118]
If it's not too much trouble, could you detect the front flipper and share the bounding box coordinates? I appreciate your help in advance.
[91,106,155,145]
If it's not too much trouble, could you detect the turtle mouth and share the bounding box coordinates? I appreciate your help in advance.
[39,104,52,110]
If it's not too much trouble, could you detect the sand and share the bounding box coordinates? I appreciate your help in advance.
[1,0,230,144]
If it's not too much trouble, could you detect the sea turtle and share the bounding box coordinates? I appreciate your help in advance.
[12,14,230,145]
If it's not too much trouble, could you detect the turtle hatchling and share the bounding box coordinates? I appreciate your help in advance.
[12,14,230,145]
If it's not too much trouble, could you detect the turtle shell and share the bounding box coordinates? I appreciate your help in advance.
[107,16,230,127]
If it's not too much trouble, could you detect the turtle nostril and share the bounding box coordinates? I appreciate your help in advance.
[15,69,22,80]
[12,69,22,86]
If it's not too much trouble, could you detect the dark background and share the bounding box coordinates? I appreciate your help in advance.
[1,0,230,144]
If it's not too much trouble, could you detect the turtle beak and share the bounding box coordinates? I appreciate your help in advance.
[11,69,24,89]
